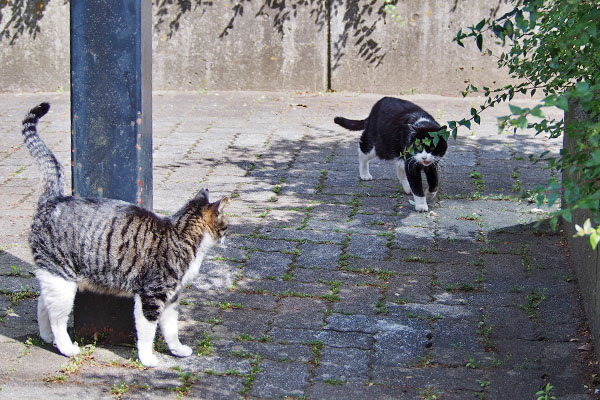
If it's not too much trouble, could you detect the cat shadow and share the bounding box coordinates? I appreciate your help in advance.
[0,250,41,343]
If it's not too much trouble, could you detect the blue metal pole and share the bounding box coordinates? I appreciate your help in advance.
[70,0,152,343]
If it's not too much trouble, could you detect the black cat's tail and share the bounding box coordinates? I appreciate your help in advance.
[334,116,366,131]
[22,103,65,202]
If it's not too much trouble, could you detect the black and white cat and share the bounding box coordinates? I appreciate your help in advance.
[334,97,447,212]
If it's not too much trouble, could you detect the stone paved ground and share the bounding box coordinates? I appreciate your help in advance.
[0,91,598,399]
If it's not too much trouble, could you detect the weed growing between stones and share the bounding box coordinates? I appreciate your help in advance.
[171,366,200,399]
[470,171,485,199]
[206,301,243,310]
[315,170,328,193]
[1,286,39,306]
[420,387,442,400]
[476,311,494,351]
[305,340,325,366]
[43,343,97,383]
[324,377,346,385]
[519,288,548,319]
[536,382,556,400]
[197,331,215,356]
[236,334,255,342]
[110,382,130,399]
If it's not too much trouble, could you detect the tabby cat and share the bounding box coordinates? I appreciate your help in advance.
[334,97,447,212]
[23,103,229,367]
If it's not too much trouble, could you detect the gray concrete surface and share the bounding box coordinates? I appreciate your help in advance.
[0,91,598,399]
[1,1,513,94]
[563,103,600,365]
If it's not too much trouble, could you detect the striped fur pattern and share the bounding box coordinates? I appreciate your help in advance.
[24,103,229,367]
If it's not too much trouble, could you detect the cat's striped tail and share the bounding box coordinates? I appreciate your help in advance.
[22,103,65,202]
[333,116,366,131]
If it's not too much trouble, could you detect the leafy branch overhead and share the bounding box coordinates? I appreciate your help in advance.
[450,0,600,248]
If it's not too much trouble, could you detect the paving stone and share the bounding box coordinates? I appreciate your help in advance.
[306,382,419,400]
[296,242,342,270]
[372,317,432,367]
[259,226,347,244]
[371,366,485,391]
[332,284,384,314]
[199,290,279,311]
[385,275,433,304]
[273,297,327,330]
[220,341,313,363]
[243,251,293,280]
[346,233,390,260]
[249,360,310,398]
[211,308,273,341]
[186,375,245,400]
[484,369,557,400]
[269,327,373,350]
[233,236,298,253]
[292,266,382,287]
[315,346,370,383]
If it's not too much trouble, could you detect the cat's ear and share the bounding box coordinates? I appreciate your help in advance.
[212,197,229,215]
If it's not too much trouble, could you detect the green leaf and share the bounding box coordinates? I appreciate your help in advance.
[530,107,544,118]
[476,34,483,51]
[555,96,569,111]
[549,217,558,231]
[475,18,486,31]
[509,104,524,115]
[591,233,600,250]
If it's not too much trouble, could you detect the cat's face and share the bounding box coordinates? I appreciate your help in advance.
[203,197,229,244]
[412,129,447,167]
[190,189,229,244]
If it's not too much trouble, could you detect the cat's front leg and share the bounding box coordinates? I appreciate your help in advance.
[424,165,439,201]
[413,195,429,212]
[159,301,192,358]
[134,295,159,367]
[406,164,428,212]
[396,160,412,194]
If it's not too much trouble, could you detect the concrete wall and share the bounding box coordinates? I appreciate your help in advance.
[0,0,513,94]
[563,104,600,362]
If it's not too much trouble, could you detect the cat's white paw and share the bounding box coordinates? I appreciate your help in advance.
[415,203,429,212]
[171,344,193,358]
[58,343,80,357]
[138,352,159,368]
[360,173,373,181]
[413,196,428,212]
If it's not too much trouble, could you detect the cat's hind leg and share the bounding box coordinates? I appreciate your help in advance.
[37,292,54,343]
[134,294,159,367]
[159,301,192,358]
[358,145,376,181]
[396,160,412,195]
[35,270,80,357]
